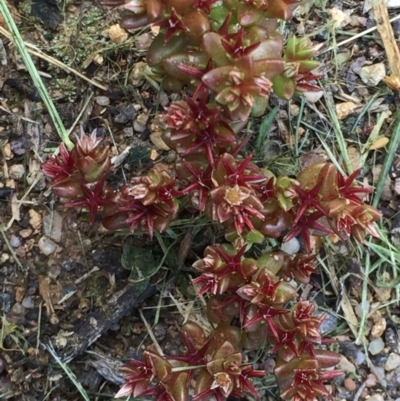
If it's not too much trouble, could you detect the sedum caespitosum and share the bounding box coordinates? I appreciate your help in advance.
[41,1,385,400]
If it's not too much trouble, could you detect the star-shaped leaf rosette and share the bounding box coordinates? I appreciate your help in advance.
[285,163,382,252]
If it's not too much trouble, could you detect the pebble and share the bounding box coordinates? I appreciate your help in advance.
[303,90,323,103]
[0,253,9,265]
[344,377,357,392]
[10,234,21,248]
[319,313,339,335]
[359,63,386,86]
[62,259,76,272]
[338,356,356,373]
[134,120,146,133]
[22,296,34,308]
[153,323,167,342]
[369,337,385,355]
[10,302,25,315]
[38,236,57,255]
[0,292,12,313]
[48,266,61,280]
[385,353,400,371]
[95,96,110,106]
[8,164,25,180]
[114,113,129,124]
[19,228,32,238]
[355,301,369,318]
[355,351,366,365]
[368,394,384,401]
[43,211,63,243]
[280,237,300,255]
[123,127,134,137]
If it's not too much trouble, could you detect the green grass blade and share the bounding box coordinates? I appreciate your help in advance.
[373,111,400,207]
[255,106,279,151]
[0,1,73,150]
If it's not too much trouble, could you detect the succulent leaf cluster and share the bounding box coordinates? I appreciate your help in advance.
[41,0,383,400]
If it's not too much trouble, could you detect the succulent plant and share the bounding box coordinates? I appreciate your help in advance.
[41,1,386,400]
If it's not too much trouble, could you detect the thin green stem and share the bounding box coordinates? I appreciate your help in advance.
[0,1,74,149]
[373,111,400,207]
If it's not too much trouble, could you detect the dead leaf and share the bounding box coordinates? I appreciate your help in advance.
[372,165,392,200]
[336,102,358,119]
[108,24,128,43]
[10,193,20,222]
[369,136,389,150]
[347,146,361,173]
[328,8,351,29]
[29,209,41,231]
[38,276,60,325]
[383,74,400,91]
[150,131,170,151]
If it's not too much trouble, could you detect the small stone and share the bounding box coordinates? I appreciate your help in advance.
[114,113,129,124]
[150,149,159,160]
[0,254,9,265]
[355,301,369,318]
[123,127,134,137]
[9,164,25,180]
[360,63,386,86]
[355,351,366,365]
[48,266,61,280]
[95,96,110,106]
[38,236,57,255]
[134,120,146,133]
[22,296,34,309]
[122,105,136,120]
[280,237,300,255]
[9,234,21,248]
[289,104,300,117]
[319,313,339,335]
[368,394,384,401]
[385,353,400,371]
[62,260,76,272]
[19,228,32,238]
[368,338,385,355]
[344,377,357,392]
[10,302,25,315]
[43,211,63,243]
[365,373,377,387]
[338,355,356,373]
[136,113,148,126]
[15,246,26,258]
[303,90,323,103]
[153,323,167,342]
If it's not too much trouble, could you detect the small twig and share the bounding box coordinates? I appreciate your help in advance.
[0,225,24,270]
[322,14,400,54]
[373,111,400,207]
[0,26,108,92]
[139,309,164,356]
[0,2,73,149]
[353,379,368,401]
